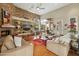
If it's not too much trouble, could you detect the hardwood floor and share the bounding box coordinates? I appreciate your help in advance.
[33,44,57,56]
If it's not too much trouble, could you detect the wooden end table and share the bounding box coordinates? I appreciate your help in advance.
[0,44,2,53]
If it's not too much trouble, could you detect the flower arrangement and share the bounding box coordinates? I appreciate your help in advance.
[68,21,77,34]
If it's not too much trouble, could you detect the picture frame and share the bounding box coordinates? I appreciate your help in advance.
[1,8,10,24]
[69,16,78,31]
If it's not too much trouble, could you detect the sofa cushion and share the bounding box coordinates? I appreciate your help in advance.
[3,35,15,49]
[54,37,60,43]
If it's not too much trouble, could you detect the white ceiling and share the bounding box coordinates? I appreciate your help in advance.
[13,3,70,15]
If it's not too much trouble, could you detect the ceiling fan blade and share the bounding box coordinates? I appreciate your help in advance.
[39,8,45,9]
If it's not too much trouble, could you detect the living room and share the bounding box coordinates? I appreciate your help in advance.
[0,3,79,56]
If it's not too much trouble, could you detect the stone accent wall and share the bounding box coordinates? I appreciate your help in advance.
[0,3,39,20]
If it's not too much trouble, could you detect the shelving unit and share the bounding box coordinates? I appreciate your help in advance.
[12,16,36,35]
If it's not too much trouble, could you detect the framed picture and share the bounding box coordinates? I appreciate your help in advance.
[69,16,78,31]
[1,8,10,24]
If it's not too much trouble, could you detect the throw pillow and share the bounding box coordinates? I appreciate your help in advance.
[14,36,22,47]
[1,35,15,52]
[54,37,59,43]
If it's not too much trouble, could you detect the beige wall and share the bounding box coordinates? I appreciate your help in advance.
[41,4,79,34]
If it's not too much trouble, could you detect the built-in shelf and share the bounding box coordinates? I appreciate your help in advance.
[1,24,15,28]
[12,16,34,23]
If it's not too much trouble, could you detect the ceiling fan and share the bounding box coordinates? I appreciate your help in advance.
[31,3,45,10]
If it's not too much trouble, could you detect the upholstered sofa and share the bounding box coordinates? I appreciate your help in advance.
[47,33,71,56]
[47,40,70,56]
[0,43,33,56]
[0,35,34,56]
